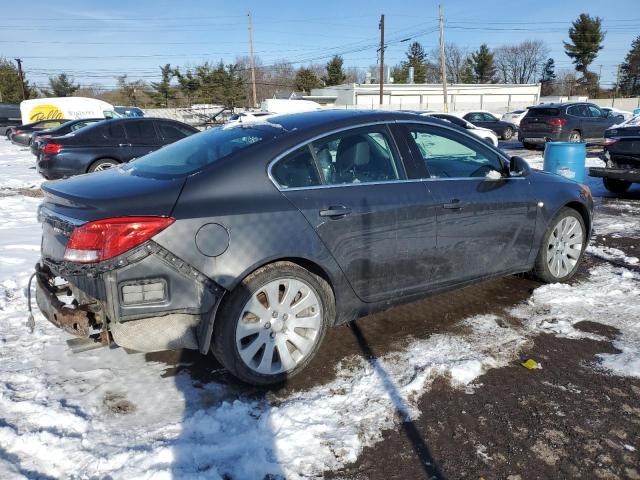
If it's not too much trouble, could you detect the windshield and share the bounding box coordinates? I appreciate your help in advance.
[127,124,282,177]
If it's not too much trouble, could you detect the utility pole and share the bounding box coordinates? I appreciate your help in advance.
[379,14,384,107]
[247,12,257,108]
[613,64,622,107]
[438,5,448,112]
[14,58,26,100]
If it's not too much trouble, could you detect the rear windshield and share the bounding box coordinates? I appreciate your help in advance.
[527,108,560,116]
[126,124,282,177]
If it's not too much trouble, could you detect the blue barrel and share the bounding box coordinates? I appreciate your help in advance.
[543,142,587,183]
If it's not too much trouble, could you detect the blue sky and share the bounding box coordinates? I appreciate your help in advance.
[1,0,638,91]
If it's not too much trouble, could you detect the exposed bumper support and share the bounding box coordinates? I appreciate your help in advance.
[35,264,101,338]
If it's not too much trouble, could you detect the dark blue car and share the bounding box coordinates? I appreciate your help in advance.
[35,110,593,385]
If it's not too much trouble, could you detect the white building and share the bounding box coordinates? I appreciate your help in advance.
[307,83,541,114]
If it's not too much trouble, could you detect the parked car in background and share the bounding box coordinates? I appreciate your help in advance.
[519,102,620,149]
[501,109,528,126]
[226,111,276,126]
[1,103,21,138]
[36,117,198,179]
[601,107,633,123]
[589,115,640,194]
[114,106,145,117]
[461,111,517,140]
[9,119,70,146]
[35,110,592,386]
[30,118,104,156]
[421,112,499,146]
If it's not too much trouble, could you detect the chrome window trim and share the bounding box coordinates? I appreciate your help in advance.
[267,119,519,192]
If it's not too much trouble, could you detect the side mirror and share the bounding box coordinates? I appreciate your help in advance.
[509,156,531,177]
[465,122,475,129]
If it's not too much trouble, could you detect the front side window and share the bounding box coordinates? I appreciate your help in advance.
[588,105,604,118]
[482,113,498,121]
[309,127,403,185]
[407,126,503,179]
[157,122,194,142]
[466,113,483,122]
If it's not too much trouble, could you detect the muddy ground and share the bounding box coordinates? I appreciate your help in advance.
[150,141,640,479]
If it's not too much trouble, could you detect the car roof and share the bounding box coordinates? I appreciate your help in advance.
[265,109,447,133]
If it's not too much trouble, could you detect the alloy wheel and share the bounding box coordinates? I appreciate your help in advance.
[546,216,584,279]
[569,131,581,143]
[93,162,116,171]
[235,278,322,375]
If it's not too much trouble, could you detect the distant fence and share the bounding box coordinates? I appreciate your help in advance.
[144,96,640,123]
[590,97,640,111]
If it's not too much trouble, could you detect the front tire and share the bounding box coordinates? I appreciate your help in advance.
[603,177,631,194]
[532,207,586,283]
[212,261,334,386]
[502,127,513,140]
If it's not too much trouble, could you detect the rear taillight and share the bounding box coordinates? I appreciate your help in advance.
[603,138,618,146]
[14,129,22,135]
[42,143,63,155]
[546,118,568,128]
[520,119,529,126]
[64,216,175,263]
[39,134,52,139]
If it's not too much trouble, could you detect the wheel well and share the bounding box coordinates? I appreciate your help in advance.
[565,201,591,232]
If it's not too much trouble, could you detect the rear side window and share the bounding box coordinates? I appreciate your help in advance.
[567,105,589,117]
[271,146,320,189]
[103,123,126,141]
[310,126,403,185]
[157,122,195,142]
[128,125,280,177]
[125,121,158,142]
[527,108,560,116]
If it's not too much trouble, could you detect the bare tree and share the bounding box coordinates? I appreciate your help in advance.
[432,43,470,83]
[494,40,549,84]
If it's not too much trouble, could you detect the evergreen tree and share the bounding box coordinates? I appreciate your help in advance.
[294,67,321,94]
[175,68,200,106]
[193,61,245,107]
[151,64,177,107]
[539,58,556,96]
[405,41,428,83]
[460,58,475,83]
[620,35,640,96]
[116,75,147,106]
[391,64,408,83]
[44,73,79,97]
[563,14,605,75]
[470,44,496,83]
[323,55,347,86]
[0,57,33,102]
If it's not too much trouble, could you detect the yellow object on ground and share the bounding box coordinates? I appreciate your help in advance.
[521,359,542,370]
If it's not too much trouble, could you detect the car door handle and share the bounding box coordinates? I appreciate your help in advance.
[442,199,468,210]
[319,206,352,218]
[118,143,131,147]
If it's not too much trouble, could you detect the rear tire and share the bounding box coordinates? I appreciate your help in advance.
[532,207,587,283]
[603,177,632,194]
[212,261,334,386]
[502,127,513,140]
[88,158,119,173]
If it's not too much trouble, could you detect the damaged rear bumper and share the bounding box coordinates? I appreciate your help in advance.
[36,241,226,354]
[35,263,103,338]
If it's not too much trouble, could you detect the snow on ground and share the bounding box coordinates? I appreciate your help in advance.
[1,140,640,479]
[0,141,43,192]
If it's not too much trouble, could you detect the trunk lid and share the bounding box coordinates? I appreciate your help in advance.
[40,167,185,261]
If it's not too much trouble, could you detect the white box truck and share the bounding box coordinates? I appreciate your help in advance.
[19,97,118,125]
